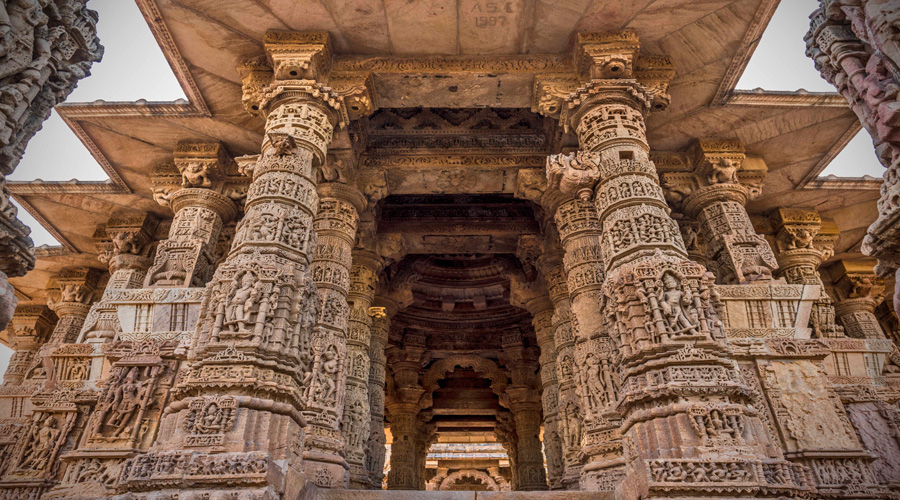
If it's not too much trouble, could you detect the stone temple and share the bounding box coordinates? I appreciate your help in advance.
[1,0,900,499]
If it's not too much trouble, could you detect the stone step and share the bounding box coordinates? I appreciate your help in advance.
[316,491,615,500]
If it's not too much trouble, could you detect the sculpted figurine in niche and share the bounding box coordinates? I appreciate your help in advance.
[225,271,260,332]
[583,354,614,412]
[659,272,700,337]
[21,415,60,471]
[96,367,151,438]
[345,399,367,449]
[310,343,339,404]
[562,401,582,449]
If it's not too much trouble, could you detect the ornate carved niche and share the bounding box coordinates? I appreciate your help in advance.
[82,341,177,450]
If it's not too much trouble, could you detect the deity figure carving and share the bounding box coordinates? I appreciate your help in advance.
[92,366,154,439]
[20,415,60,471]
[658,272,700,337]
[225,271,261,332]
[706,157,739,185]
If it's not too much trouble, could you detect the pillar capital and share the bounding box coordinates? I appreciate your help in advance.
[46,268,101,319]
[770,208,839,279]
[659,139,767,214]
[151,141,246,216]
[94,211,159,277]
[533,31,673,123]
[829,259,887,308]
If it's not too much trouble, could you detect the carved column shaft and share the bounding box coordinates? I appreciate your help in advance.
[830,260,888,340]
[385,405,421,490]
[46,269,101,346]
[534,306,564,488]
[343,251,381,489]
[125,44,347,496]
[771,208,844,338]
[547,74,805,496]
[146,141,240,289]
[676,141,778,285]
[536,253,583,488]
[366,310,389,488]
[305,182,365,488]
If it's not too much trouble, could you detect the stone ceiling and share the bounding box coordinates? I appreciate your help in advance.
[7,0,882,300]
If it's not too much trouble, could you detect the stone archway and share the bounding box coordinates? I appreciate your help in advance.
[439,469,500,491]
[421,354,509,406]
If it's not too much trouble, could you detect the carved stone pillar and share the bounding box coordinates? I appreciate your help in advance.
[541,32,808,498]
[535,247,583,489]
[806,5,900,317]
[76,213,158,352]
[829,260,888,340]
[0,306,56,387]
[770,208,844,338]
[494,411,519,489]
[502,330,547,491]
[46,269,101,346]
[343,248,383,489]
[145,141,242,289]
[0,0,102,333]
[365,307,389,488]
[414,415,435,490]
[542,198,625,491]
[385,341,426,490]
[118,33,347,499]
[661,140,778,284]
[303,182,365,488]
[510,250,564,489]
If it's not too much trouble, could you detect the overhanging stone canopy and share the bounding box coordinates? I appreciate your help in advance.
[1,1,899,499]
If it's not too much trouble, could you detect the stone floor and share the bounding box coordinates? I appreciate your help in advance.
[317,491,615,500]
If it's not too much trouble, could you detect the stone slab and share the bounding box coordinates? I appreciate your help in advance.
[476,493,615,499]
[318,492,476,500]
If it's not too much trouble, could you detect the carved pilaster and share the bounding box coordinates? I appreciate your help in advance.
[771,208,845,338]
[829,260,888,340]
[145,141,242,289]
[660,139,777,284]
